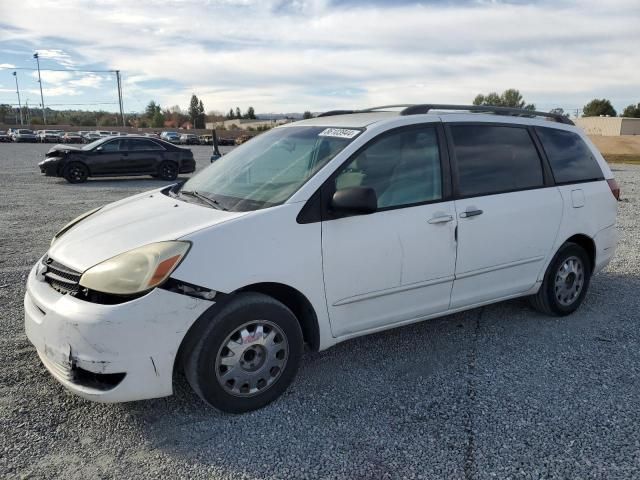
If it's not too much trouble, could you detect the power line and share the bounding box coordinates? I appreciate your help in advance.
[0,101,119,107]
[1,66,117,73]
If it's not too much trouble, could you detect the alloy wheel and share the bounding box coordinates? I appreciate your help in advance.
[215,320,289,397]
[554,256,585,306]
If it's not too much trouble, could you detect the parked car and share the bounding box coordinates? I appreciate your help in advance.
[39,130,64,143]
[180,133,199,145]
[144,132,160,139]
[234,134,252,145]
[217,137,235,146]
[199,134,213,145]
[161,131,181,144]
[62,132,83,144]
[12,129,38,142]
[38,135,195,183]
[25,105,619,413]
[0,132,11,142]
[82,132,101,143]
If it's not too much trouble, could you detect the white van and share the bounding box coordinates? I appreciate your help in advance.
[25,105,619,413]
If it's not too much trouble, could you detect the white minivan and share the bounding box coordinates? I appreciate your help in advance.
[25,105,619,413]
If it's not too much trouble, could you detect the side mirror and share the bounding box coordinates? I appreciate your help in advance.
[331,187,377,214]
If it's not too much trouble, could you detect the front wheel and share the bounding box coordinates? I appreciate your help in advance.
[157,161,178,181]
[63,162,89,183]
[184,292,303,413]
[530,242,592,316]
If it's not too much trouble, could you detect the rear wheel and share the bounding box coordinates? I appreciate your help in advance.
[63,162,89,184]
[184,292,303,413]
[530,242,592,316]
[158,161,178,181]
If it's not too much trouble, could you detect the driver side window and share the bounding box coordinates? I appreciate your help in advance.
[101,140,121,152]
[335,126,442,209]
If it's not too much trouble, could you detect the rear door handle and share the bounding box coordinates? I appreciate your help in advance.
[459,209,483,218]
[428,214,454,224]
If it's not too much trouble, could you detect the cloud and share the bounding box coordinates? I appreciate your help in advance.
[0,63,17,69]
[0,0,638,112]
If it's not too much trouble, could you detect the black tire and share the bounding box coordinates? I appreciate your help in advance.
[63,162,89,184]
[184,292,303,413]
[529,242,592,316]
[157,161,178,181]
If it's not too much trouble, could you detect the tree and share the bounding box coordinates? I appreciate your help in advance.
[227,108,234,119]
[197,100,206,128]
[145,100,161,119]
[246,106,256,120]
[303,111,313,119]
[235,107,242,119]
[582,99,616,117]
[151,110,165,128]
[621,103,640,118]
[473,88,535,110]
[189,94,200,128]
[549,107,569,118]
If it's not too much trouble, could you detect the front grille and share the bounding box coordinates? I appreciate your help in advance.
[42,256,82,295]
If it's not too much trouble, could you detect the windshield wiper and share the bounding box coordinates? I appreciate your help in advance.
[180,190,228,210]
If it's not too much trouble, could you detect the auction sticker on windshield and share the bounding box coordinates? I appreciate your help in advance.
[318,128,361,139]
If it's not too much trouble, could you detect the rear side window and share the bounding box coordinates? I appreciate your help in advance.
[450,125,544,197]
[535,127,603,184]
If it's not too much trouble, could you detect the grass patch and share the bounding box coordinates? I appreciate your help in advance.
[603,154,640,165]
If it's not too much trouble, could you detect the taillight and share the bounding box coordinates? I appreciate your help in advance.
[607,178,620,201]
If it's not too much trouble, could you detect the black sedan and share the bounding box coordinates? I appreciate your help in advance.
[39,136,196,183]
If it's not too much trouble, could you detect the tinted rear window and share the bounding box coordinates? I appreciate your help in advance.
[450,125,544,197]
[535,127,603,184]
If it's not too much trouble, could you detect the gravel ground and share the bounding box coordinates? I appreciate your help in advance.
[1,143,639,479]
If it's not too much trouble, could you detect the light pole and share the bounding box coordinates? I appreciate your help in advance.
[33,52,47,125]
[12,72,24,126]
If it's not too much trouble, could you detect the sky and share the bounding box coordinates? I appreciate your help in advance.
[0,0,638,116]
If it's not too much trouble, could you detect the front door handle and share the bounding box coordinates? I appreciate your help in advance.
[428,214,454,224]
[459,209,483,218]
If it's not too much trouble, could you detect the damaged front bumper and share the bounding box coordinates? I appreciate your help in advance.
[39,158,62,176]
[24,261,214,403]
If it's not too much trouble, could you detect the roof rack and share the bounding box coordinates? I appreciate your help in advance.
[317,105,413,117]
[317,104,574,125]
[400,104,575,125]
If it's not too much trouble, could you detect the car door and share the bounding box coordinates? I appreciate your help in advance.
[321,124,457,337]
[89,139,124,175]
[445,122,563,309]
[123,139,166,173]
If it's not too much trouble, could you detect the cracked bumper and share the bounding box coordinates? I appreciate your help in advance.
[24,262,213,403]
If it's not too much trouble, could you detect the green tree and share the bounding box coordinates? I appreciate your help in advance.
[151,110,165,128]
[145,100,161,118]
[473,89,535,110]
[227,108,234,119]
[621,103,640,118]
[303,111,313,119]
[582,99,616,117]
[246,106,256,120]
[549,107,569,118]
[188,94,200,127]
[235,107,242,119]
[196,100,206,128]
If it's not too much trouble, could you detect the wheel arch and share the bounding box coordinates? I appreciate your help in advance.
[565,233,596,270]
[236,282,321,352]
[173,282,321,380]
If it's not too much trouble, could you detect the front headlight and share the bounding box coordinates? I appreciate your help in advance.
[79,241,190,295]
[51,206,102,246]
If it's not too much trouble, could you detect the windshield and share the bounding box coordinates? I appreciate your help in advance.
[19,129,34,134]
[181,126,360,211]
[82,137,108,150]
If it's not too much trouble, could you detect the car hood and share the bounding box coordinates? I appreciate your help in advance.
[47,144,82,154]
[48,189,247,272]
